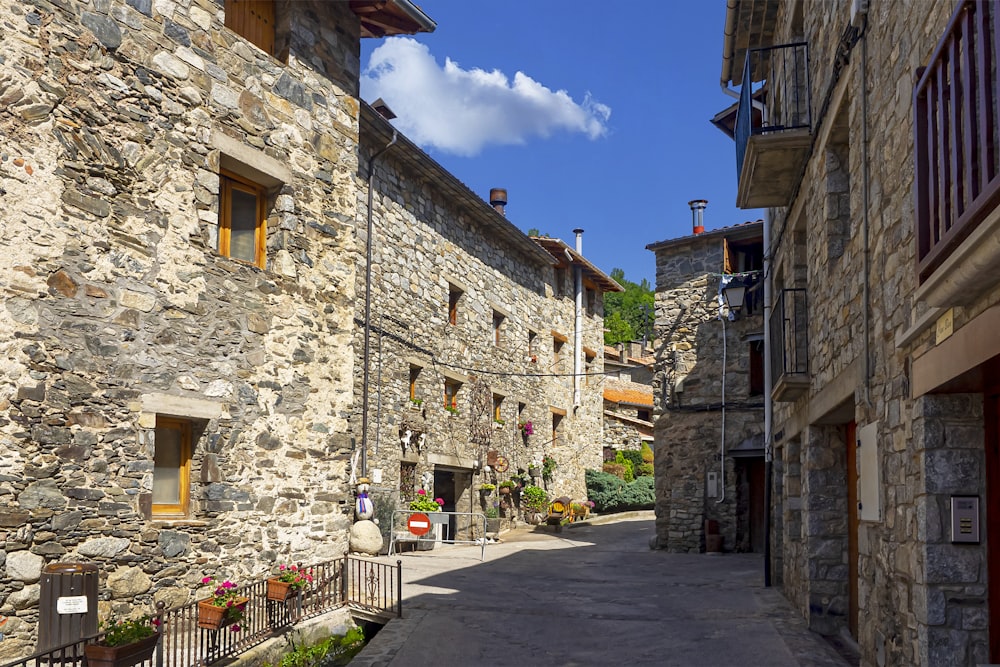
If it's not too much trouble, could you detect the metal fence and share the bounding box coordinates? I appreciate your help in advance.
[389,510,488,561]
[0,556,401,667]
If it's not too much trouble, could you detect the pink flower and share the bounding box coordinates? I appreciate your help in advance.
[417,489,426,495]
[279,565,286,571]
[230,624,241,633]
[202,576,212,584]
[434,498,444,505]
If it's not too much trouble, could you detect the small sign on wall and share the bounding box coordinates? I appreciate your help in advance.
[56,596,89,615]
[951,496,980,544]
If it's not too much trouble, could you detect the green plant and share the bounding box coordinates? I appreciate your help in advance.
[619,449,644,470]
[640,441,654,464]
[494,418,505,425]
[444,405,459,415]
[637,462,655,477]
[409,397,423,407]
[479,483,496,492]
[484,507,500,518]
[409,490,443,512]
[264,627,366,667]
[273,564,313,591]
[521,485,548,513]
[542,455,557,481]
[498,480,516,490]
[585,469,654,513]
[615,451,635,482]
[97,615,157,647]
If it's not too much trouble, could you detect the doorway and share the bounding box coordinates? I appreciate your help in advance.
[433,469,456,540]
[735,457,766,552]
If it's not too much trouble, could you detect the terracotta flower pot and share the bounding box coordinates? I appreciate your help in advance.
[197,598,248,630]
[499,487,511,495]
[266,578,297,602]
[84,633,159,667]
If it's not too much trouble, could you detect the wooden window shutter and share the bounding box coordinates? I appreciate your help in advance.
[723,237,733,274]
[225,0,275,56]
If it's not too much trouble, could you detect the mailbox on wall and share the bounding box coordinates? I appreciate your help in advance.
[951,496,980,544]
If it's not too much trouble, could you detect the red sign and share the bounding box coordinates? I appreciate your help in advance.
[407,513,431,536]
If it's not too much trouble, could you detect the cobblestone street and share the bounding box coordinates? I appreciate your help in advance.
[351,514,854,666]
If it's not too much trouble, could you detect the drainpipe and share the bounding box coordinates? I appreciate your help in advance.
[861,20,872,411]
[572,229,584,408]
[763,209,774,587]
[717,292,727,505]
[360,130,397,478]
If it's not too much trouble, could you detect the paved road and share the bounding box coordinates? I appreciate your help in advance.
[350,514,852,666]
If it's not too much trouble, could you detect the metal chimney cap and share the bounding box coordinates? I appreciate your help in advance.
[572,228,584,234]
[688,199,708,208]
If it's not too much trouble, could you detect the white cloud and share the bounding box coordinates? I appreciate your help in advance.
[361,38,611,157]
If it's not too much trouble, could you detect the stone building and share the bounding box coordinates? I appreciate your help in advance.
[353,103,620,535]
[647,217,765,554]
[602,342,654,455]
[0,0,432,658]
[720,0,1000,664]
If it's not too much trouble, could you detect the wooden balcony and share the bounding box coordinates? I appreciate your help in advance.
[915,0,1000,296]
[735,42,812,209]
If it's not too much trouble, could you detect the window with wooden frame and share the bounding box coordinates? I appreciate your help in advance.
[219,170,267,269]
[409,365,421,402]
[493,394,504,422]
[448,285,462,326]
[152,417,192,518]
[551,411,564,447]
[492,310,504,347]
[528,330,537,359]
[444,379,462,411]
[224,0,276,57]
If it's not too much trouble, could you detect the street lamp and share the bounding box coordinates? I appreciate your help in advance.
[722,283,747,312]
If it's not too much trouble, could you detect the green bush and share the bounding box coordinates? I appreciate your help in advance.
[265,627,365,667]
[637,462,654,477]
[585,470,655,513]
[640,441,654,464]
[614,451,635,483]
[618,449,644,470]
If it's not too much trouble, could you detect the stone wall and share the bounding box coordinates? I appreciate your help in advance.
[0,0,367,657]
[649,229,765,552]
[602,418,645,452]
[351,112,607,524]
[759,1,1000,665]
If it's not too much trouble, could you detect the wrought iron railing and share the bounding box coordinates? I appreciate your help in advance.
[735,42,811,179]
[914,0,1000,282]
[0,556,401,667]
[769,288,808,384]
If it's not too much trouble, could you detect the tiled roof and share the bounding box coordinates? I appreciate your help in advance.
[603,379,653,406]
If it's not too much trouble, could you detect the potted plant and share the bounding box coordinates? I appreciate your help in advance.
[85,616,159,667]
[521,485,548,525]
[479,483,496,496]
[444,405,459,416]
[484,506,501,535]
[408,489,444,513]
[498,480,516,496]
[266,563,314,601]
[519,421,534,439]
[197,576,247,631]
[493,418,505,429]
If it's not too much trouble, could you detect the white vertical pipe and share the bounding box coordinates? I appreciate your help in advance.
[573,229,584,408]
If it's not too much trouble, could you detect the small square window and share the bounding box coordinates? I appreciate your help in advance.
[152,417,192,518]
[219,170,267,269]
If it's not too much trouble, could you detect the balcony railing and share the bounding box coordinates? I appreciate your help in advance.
[914,0,1000,283]
[769,288,809,402]
[735,42,812,209]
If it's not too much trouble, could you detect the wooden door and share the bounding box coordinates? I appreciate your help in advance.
[847,421,859,639]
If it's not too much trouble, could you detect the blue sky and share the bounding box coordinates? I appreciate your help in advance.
[360,1,759,286]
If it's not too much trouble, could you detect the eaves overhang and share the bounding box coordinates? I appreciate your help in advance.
[351,0,436,38]
[359,103,555,268]
[721,0,779,87]
[531,237,624,293]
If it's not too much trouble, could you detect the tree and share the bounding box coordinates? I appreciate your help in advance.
[604,268,654,345]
